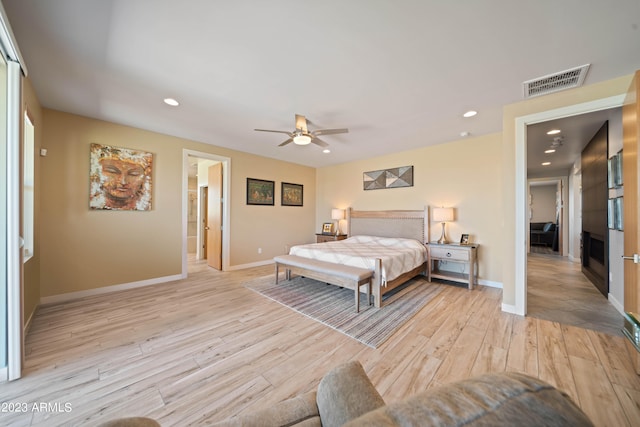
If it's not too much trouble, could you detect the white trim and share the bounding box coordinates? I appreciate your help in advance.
[39,274,183,306]
[0,2,27,75]
[608,293,625,316]
[226,259,274,271]
[183,150,231,274]
[478,279,503,289]
[23,306,36,337]
[6,60,21,381]
[501,303,519,314]
[0,367,7,383]
[513,94,626,317]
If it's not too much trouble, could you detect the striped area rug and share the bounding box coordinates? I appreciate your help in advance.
[244,274,442,348]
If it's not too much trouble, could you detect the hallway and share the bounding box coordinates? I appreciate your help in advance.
[527,252,624,336]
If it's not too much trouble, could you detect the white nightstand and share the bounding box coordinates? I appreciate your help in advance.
[427,242,479,289]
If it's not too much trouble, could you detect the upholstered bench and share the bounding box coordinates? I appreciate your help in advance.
[273,254,373,312]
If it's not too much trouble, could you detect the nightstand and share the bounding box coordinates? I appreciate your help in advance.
[427,242,479,289]
[316,234,348,243]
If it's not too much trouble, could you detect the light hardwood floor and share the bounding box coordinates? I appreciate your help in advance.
[527,252,625,336]
[1,259,639,426]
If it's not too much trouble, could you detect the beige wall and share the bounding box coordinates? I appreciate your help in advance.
[39,109,315,298]
[23,78,42,323]
[501,74,633,306]
[317,133,503,285]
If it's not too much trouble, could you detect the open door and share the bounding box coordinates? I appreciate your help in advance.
[207,163,223,270]
[622,70,640,373]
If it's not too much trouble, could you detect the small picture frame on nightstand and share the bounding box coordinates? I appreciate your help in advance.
[322,223,334,234]
[460,234,470,245]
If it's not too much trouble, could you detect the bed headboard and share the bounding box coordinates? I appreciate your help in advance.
[346,207,430,244]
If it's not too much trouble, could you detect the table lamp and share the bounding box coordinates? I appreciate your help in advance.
[331,208,345,236]
[433,207,454,244]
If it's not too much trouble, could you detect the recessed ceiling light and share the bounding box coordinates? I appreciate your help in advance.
[542,162,551,166]
[546,129,561,135]
[164,97,179,106]
[460,131,470,137]
[463,110,477,118]
[544,149,556,154]
[323,149,331,154]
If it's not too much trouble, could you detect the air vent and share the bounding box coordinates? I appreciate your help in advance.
[523,64,590,98]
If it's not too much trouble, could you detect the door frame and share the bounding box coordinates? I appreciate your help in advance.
[514,95,626,315]
[182,150,231,275]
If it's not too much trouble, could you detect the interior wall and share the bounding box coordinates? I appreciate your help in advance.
[39,109,316,298]
[22,77,42,325]
[502,74,632,308]
[317,133,503,286]
[529,185,556,223]
[608,107,624,311]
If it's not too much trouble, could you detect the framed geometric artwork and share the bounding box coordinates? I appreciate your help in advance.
[363,165,413,190]
[89,143,153,211]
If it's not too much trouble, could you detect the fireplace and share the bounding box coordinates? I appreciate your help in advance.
[582,232,607,295]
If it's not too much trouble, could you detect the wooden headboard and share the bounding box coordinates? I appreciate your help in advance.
[346,207,430,244]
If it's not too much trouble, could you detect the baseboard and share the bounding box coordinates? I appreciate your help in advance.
[501,303,520,315]
[226,259,274,271]
[23,306,37,336]
[40,274,183,305]
[478,279,502,289]
[608,293,625,315]
[568,254,580,263]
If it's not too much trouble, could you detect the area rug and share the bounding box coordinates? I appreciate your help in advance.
[244,274,442,348]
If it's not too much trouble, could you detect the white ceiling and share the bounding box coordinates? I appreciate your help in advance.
[3,0,640,169]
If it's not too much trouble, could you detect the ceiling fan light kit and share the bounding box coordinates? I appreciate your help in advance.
[293,134,311,145]
[255,114,348,149]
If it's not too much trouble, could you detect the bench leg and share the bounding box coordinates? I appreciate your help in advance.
[355,288,360,313]
[275,263,280,284]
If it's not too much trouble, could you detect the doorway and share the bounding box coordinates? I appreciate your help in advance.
[514,95,626,316]
[182,150,231,277]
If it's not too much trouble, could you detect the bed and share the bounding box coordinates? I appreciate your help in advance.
[283,207,430,308]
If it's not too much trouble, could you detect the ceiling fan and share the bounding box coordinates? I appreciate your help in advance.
[254,114,348,147]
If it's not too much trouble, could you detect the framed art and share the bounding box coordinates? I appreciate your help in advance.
[322,222,334,234]
[246,178,274,205]
[460,234,470,245]
[89,143,153,211]
[363,165,413,190]
[281,182,303,206]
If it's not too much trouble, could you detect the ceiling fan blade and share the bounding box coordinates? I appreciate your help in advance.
[255,129,293,135]
[313,128,349,136]
[278,138,293,147]
[311,136,329,148]
[295,114,308,133]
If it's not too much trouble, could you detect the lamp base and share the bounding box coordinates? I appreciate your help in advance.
[437,222,448,244]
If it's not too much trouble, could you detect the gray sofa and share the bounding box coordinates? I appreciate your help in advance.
[530,221,557,247]
[100,360,593,426]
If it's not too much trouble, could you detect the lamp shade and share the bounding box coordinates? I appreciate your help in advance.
[331,208,345,220]
[433,207,454,222]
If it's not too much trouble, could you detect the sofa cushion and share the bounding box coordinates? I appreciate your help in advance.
[208,392,321,427]
[316,360,386,427]
[345,372,593,427]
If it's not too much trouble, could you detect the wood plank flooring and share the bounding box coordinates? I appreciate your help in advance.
[527,252,624,336]
[1,258,639,426]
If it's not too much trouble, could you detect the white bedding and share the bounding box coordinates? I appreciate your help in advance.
[289,235,427,285]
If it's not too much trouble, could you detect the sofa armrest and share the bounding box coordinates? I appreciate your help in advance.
[209,392,320,426]
[345,372,593,427]
[316,361,386,427]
